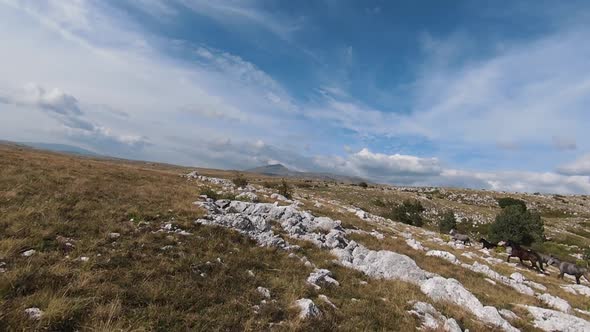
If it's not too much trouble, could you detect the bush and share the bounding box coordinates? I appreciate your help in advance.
[231,172,248,187]
[278,179,292,199]
[358,182,368,188]
[200,187,219,201]
[390,200,425,227]
[488,205,544,245]
[497,197,527,211]
[438,210,457,234]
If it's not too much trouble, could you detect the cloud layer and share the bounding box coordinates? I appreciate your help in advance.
[1,1,589,194]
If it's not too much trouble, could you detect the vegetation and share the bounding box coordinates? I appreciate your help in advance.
[2,144,478,331]
[278,178,292,199]
[358,182,368,188]
[488,205,544,245]
[496,197,527,211]
[439,210,457,234]
[231,172,249,187]
[389,200,425,227]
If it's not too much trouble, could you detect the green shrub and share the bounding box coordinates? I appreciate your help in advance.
[488,205,544,245]
[200,187,219,201]
[438,210,457,234]
[278,179,292,199]
[390,200,425,227]
[231,172,248,187]
[358,182,368,188]
[497,197,527,211]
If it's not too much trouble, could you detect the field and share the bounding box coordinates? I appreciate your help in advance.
[1,143,590,331]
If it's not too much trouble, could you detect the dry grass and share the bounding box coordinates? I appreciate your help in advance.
[0,144,436,331]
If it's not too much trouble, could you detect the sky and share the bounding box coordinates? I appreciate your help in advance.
[2,0,590,194]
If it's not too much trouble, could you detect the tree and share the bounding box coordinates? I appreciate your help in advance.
[488,205,544,245]
[439,210,457,233]
[231,172,248,187]
[278,178,292,199]
[497,197,527,211]
[390,200,425,227]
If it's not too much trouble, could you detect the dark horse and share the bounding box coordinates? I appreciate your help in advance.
[504,240,544,272]
[479,238,498,249]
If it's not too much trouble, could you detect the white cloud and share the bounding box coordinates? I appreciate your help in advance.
[1,1,590,194]
[313,148,442,180]
[557,154,590,176]
[0,84,150,150]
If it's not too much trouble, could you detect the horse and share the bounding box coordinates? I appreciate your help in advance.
[479,238,497,249]
[537,253,553,270]
[504,240,544,272]
[547,257,590,285]
[450,229,471,246]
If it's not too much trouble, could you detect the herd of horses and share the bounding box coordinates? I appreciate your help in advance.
[448,229,590,285]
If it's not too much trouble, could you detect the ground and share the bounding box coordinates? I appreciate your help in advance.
[1,143,589,331]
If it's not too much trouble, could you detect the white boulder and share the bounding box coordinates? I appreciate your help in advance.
[295,298,321,319]
[524,305,590,331]
[24,307,43,320]
[426,250,459,265]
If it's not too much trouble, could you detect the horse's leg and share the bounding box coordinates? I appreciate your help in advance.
[576,275,581,285]
[559,272,564,279]
[506,255,511,263]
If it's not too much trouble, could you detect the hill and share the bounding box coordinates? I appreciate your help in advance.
[246,163,368,184]
[1,143,589,331]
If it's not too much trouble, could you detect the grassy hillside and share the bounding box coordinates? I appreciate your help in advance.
[0,144,432,331]
[2,143,590,331]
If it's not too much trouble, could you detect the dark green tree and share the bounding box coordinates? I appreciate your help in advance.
[439,210,457,233]
[278,178,292,199]
[231,172,248,187]
[497,197,527,211]
[488,205,544,245]
[390,200,425,227]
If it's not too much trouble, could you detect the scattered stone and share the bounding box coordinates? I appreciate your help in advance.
[499,309,519,321]
[0,262,6,273]
[426,250,459,265]
[22,249,36,257]
[307,269,339,289]
[421,277,518,332]
[523,305,590,331]
[406,238,425,251]
[369,230,385,240]
[256,286,271,299]
[510,272,525,283]
[79,256,89,262]
[295,298,321,319]
[536,293,572,313]
[408,301,462,332]
[108,232,121,240]
[236,192,259,202]
[247,270,255,277]
[318,294,337,309]
[24,307,43,320]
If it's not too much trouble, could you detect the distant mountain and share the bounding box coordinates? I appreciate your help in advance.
[246,164,368,184]
[17,142,101,157]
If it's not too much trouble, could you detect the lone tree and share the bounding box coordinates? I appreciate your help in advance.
[278,178,292,199]
[488,204,544,246]
[391,200,425,227]
[439,210,457,234]
[231,172,249,187]
[496,197,527,211]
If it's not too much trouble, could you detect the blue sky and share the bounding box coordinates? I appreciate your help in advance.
[2,0,590,193]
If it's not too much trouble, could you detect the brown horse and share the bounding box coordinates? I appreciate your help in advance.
[504,240,544,272]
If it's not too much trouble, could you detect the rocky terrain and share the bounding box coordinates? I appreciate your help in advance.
[1,143,590,331]
[184,171,590,331]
